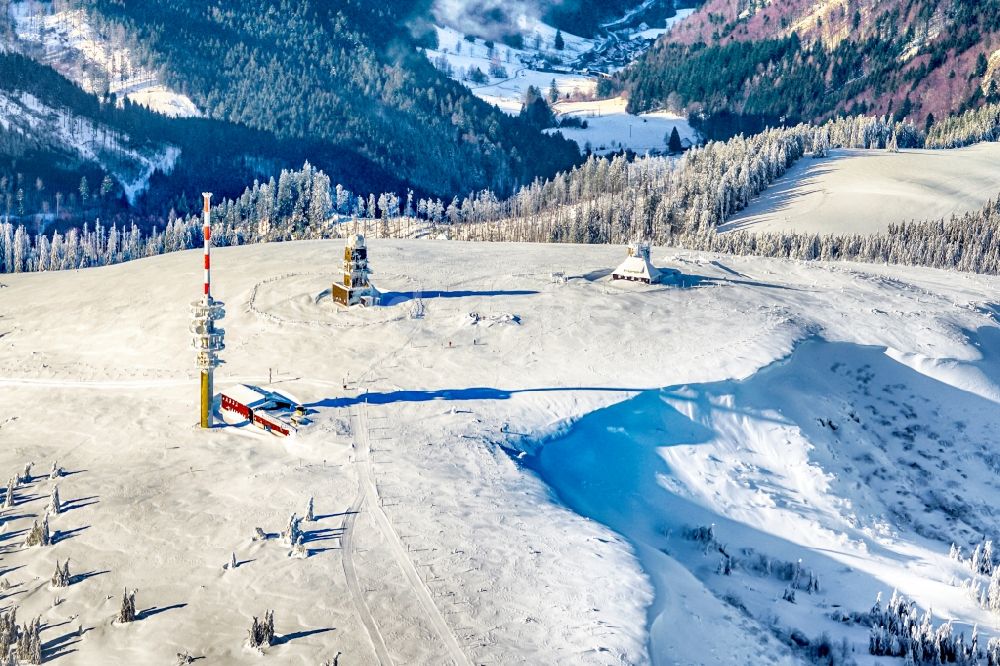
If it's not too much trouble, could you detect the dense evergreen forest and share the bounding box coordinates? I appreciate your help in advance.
[0,50,406,229]
[620,1,1000,140]
[15,113,1000,278]
[81,0,580,197]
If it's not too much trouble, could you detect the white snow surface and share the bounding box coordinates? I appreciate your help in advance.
[8,1,200,118]
[3,240,1000,664]
[547,98,697,155]
[723,144,1000,235]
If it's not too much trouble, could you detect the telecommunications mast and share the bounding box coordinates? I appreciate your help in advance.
[190,193,226,428]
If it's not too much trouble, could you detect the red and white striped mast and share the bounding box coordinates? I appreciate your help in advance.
[191,193,225,428]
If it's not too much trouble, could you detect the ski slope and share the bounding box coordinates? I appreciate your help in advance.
[723,144,1000,235]
[2,239,1000,664]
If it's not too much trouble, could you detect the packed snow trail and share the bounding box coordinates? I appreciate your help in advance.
[340,455,394,666]
[356,398,471,666]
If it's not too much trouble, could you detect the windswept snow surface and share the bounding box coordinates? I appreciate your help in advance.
[8,1,200,118]
[2,240,1000,664]
[723,144,1000,235]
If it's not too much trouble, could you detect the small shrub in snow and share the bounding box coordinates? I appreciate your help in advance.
[252,527,267,541]
[117,588,137,624]
[23,518,51,547]
[247,611,275,651]
[783,587,796,603]
[176,653,196,665]
[51,559,71,588]
[48,462,63,480]
[18,463,32,485]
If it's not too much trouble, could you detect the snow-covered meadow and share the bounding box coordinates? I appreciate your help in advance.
[2,239,1000,663]
[723,144,1000,235]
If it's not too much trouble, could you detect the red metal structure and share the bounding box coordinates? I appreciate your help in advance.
[220,385,296,437]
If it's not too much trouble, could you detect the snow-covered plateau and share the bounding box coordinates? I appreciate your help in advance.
[2,239,1000,664]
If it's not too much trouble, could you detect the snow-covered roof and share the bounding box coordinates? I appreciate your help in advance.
[221,384,270,409]
[612,254,661,283]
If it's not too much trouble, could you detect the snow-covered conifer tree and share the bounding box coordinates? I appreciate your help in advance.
[306,497,315,522]
[51,559,71,588]
[47,485,61,516]
[117,588,136,624]
[24,518,51,547]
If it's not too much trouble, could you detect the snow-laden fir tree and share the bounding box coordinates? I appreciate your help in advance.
[46,485,61,516]
[247,610,275,650]
[280,513,303,547]
[2,476,14,509]
[0,608,17,661]
[306,497,314,522]
[15,616,41,665]
[24,517,51,547]
[18,463,31,485]
[51,559,71,588]
[118,588,136,624]
[48,462,62,480]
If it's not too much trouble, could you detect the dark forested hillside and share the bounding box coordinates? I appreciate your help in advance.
[621,0,1000,139]
[82,0,580,198]
[0,50,407,228]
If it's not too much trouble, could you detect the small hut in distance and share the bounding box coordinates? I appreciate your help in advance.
[612,242,661,284]
[333,234,377,307]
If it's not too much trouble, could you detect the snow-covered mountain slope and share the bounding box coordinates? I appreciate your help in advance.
[0,88,178,202]
[723,144,1000,235]
[8,1,200,118]
[2,240,1000,664]
[425,18,697,155]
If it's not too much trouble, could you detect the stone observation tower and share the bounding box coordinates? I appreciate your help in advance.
[332,234,376,307]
